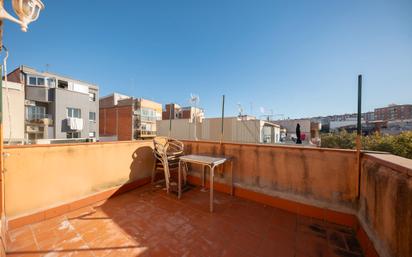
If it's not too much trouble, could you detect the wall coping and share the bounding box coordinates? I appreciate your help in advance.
[364,153,412,177]
[4,139,152,149]
[182,139,358,154]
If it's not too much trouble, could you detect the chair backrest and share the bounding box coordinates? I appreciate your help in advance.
[153,137,184,180]
[165,138,184,156]
[153,137,184,157]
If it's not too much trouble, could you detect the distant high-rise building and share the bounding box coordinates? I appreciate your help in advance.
[374,104,412,121]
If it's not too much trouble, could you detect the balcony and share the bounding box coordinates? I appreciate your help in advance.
[25,113,53,126]
[136,130,157,138]
[2,140,411,257]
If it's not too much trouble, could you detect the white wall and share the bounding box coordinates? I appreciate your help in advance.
[157,118,280,144]
[2,81,24,143]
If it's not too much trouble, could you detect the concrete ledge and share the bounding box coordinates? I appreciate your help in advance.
[364,153,412,177]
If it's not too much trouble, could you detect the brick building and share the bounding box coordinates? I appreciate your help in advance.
[162,103,204,121]
[99,93,162,141]
[374,104,412,121]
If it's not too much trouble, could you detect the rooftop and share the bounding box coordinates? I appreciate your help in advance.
[6,185,363,257]
[2,140,411,257]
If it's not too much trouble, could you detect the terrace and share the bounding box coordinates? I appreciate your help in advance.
[1,140,411,257]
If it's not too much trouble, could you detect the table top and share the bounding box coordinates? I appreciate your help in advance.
[179,154,228,166]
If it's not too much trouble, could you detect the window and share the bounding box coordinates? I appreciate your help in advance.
[58,80,68,89]
[67,132,81,139]
[67,108,81,118]
[28,76,37,86]
[89,132,96,138]
[89,112,96,121]
[26,106,46,120]
[89,92,96,102]
[37,77,45,86]
[27,75,54,87]
[47,78,56,87]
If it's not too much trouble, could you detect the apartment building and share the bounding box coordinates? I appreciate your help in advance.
[6,65,99,143]
[162,103,204,121]
[2,80,25,144]
[99,93,162,141]
[374,104,412,121]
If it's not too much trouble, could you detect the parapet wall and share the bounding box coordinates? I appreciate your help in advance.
[4,139,412,257]
[4,141,154,218]
[183,140,359,212]
[360,154,412,257]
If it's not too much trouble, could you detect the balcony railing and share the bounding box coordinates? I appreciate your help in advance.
[25,113,53,125]
[138,130,156,137]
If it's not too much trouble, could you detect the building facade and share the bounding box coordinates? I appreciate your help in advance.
[99,93,162,141]
[6,65,99,143]
[162,103,204,122]
[2,81,25,144]
[374,104,412,121]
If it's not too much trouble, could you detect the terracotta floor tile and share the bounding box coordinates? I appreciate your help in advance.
[257,238,295,257]
[6,185,365,257]
[270,208,297,232]
[296,231,330,257]
[230,228,262,256]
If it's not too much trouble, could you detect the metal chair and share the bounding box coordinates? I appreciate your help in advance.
[152,137,187,193]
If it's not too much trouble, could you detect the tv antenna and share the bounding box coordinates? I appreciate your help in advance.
[189,94,200,140]
[237,103,244,117]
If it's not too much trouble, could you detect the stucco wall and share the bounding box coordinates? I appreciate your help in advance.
[183,140,358,210]
[4,141,154,217]
[54,88,99,139]
[157,118,279,144]
[2,82,25,143]
[359,154,412,257]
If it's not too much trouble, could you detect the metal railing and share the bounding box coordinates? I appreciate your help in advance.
[25,113,53,124]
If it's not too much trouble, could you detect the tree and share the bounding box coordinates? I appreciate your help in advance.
[321,130,412,159]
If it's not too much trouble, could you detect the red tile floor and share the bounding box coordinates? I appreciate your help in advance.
[6,185,364,257]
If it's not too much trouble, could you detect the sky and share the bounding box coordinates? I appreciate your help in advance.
[3,0,412,118]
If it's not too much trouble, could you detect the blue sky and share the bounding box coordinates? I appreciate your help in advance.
[4,0,412,118]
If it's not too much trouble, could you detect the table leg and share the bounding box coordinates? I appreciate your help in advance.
[202,165,205,188]
[178,160,182,199]
[210,166,214,212]
[230,160,234,196]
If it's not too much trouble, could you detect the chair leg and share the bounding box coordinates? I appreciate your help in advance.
[178,161,182,199]
[183,162,188,185]
[164,161,170,194]
[151,160,157,186]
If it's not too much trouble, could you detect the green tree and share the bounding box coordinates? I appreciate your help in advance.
[321,130,412,159]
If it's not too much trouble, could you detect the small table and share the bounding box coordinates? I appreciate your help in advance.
[178,154,233,212]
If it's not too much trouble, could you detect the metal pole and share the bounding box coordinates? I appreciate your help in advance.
[194,103,197,141]
[220,95,225,143]
[168,104,172,137]
[356,74,362,198]
[357,75,362,136]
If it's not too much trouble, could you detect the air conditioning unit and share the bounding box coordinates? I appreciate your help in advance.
[25,100,36,106]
